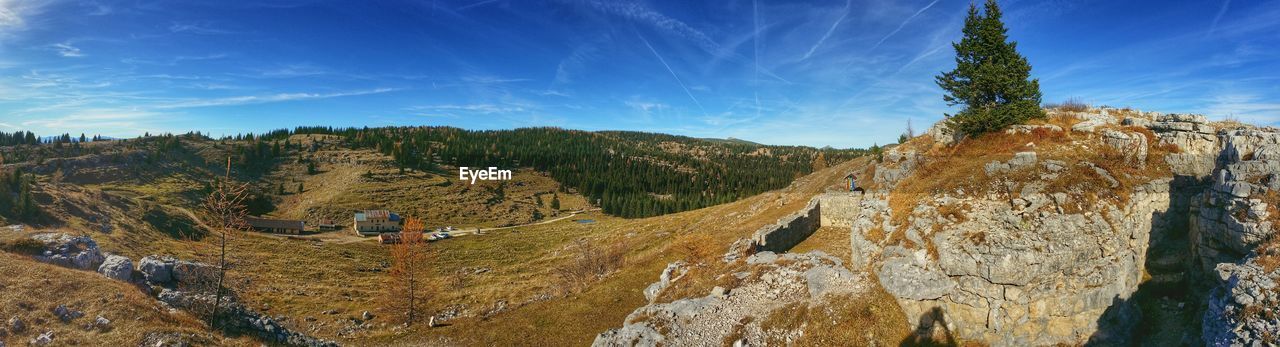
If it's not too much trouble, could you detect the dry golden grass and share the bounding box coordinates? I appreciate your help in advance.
[758,281,909,346]
[790,226,855,259]
[0,252,254,346]
[6,136,874,346]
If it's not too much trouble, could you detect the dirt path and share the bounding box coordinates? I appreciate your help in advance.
[249,208,602,244]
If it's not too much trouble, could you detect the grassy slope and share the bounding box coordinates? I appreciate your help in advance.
[393,157,874,345]
[0,252,255,346]
[2,133,871,346]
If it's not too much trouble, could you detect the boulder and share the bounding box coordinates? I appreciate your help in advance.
[1102,130,1148,167]
[94,316,112,331]
[7,316,24,333]
[97,254,134,281]
[138,255,175,284]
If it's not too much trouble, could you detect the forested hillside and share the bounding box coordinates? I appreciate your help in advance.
[0,127,864,219]
[279,126,863,218]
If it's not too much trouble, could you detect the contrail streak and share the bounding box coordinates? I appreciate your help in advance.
[870,0,940,52]
[1208,0,1231,37]
[637,33,708,117]
[802,0,852,60]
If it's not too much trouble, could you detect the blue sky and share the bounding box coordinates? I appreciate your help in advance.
[0,0,1277,148]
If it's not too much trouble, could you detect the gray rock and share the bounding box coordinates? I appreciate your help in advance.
[30,331,53,346]
[139,255,175,284]
[596,252,867,346]
[53,304,83,322]
[7,316,24,333]
[877,252,954,300]
[1156,113,1208,124]
[643,261,687,303]
[1102,130,1148,166]
[97,254,134,281]
[94,316,111,331]
[31,233,104,270]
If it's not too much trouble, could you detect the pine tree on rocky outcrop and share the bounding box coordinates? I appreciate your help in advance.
[936,0,1044,137]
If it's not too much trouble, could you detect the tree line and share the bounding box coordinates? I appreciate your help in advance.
[271,126,866,218]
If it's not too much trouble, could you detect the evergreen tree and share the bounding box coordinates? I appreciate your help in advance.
[935,0,1043,137]
[550,194,561,210]
[297,182,304,194]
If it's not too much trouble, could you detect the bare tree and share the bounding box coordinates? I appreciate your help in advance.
[201,157,250,329]
[386,218,431,325]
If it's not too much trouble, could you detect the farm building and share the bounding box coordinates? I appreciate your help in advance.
[318,219,338,230]
[354,209,402,236]
[245,216,305,234]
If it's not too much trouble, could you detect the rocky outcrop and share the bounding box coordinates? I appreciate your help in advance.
[642,261,687,303]
[1202,258,1280,346]
[1153,113,1222,178]
[1191,128,1280,274]
[158,288,339,347]
[1184,126,1280,345]
[860,178,1171,345]
[594,252,868,346]
[31,233,104,270]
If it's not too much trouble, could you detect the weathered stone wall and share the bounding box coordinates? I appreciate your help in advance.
[1191,128,1280,274]
[816,192,861,228]
[1187,127,1280,344]
[751,198,821,253]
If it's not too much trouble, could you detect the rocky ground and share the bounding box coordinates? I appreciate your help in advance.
[594,251,875,346]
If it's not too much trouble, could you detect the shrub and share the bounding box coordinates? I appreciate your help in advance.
[553,238,628,294]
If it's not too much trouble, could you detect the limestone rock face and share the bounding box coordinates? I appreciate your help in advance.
[594,252,867,347]
[1150,113,1222,177]
[1191,129,1280,274]
[852,179,1171,346]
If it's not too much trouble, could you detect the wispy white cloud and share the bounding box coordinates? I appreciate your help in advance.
[51,42,83,57]
[156,88,397,109]
[407,103,526,114]
[870,0,940,52]
[0,0,54,40]
[169,22,234,35]
[458,0,501,11]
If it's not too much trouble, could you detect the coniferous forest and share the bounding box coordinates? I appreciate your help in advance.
[256,126,865,218]
[0,126,866,219]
